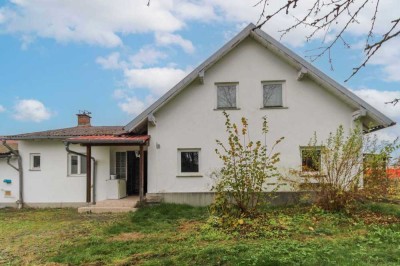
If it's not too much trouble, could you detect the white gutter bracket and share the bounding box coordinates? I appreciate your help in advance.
[352,109,367,120]
[198,70,205,84]
[297,67,308,81]
[148,114,157,126]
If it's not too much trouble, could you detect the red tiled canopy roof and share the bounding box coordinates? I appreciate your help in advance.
[66,135,150,145]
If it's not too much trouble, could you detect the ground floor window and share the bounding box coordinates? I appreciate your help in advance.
[116,152,127,179]
[178,149,200,174]
[68,154,87,176]
[301,147,321,172]
[30,153,41,171]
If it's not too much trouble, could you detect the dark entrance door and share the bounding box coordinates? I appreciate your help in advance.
[127,151,147,196]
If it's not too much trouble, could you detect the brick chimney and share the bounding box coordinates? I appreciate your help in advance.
[77,111,91,126]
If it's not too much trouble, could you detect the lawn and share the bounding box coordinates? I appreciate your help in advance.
[0,202,399,265]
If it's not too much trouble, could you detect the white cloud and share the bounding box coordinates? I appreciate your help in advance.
[96,52,127,70]
[124,67,189,95]
[118,94,156,116]
[13,99,52,122]
[130,47,167,68]
[155,32,195,53]
[0,105,5,112]
[0,0,184,47]
[352,88,400,120]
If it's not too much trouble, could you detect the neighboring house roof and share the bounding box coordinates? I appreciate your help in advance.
[387,168,400,179]
[0,140,18,155]
[124,23,396,133]
[3,126,126,140]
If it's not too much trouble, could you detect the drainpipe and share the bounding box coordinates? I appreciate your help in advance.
[64,142,97,204]
[2,140,23,209]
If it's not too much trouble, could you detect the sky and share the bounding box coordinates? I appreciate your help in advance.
[0,0,399,142]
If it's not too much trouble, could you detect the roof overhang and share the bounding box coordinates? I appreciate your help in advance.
[123,23,396,133]
[65,135,150,146]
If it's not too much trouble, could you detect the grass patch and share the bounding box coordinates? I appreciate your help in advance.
[0,203,399,265]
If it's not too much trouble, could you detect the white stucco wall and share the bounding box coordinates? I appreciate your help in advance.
[147,36,356,193]
[16,140,111,204]
[0,157,19,205]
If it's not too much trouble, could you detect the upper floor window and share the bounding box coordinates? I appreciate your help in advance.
[68,154,87,176]
[30,153,41,171]
[217,84,237,109]
[263,83,283,107]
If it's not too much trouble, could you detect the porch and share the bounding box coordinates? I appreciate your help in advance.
[65,135,150,213]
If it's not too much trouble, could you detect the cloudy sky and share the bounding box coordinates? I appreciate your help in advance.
[0,0,399,141]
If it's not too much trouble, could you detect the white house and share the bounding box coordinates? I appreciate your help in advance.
[0,24,395,209]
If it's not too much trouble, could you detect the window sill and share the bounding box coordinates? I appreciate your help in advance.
[29,169,41,171]
[260,107,288,110]
[177,174,203,178]
[300,172,325,177]
[214,108,241,111]
[68,174,86,177]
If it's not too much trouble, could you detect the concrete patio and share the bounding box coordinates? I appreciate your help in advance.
[78,196,139,213]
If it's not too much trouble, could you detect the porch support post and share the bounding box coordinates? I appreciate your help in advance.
[139,145,144,202]
[86,145,92,203]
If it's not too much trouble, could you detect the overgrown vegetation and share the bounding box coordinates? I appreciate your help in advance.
[1,203,400,265]
[211,111,283,218]
[285,125,399,211]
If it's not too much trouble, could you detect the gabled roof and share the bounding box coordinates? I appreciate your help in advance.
[3,126,126,140]
[124,23,396,133]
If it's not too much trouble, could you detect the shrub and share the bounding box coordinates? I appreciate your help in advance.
[285,125,399,211]
[210,111,284,218]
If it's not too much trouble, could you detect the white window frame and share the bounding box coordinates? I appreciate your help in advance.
[261,81,286,108]
[300,146,322,175]
[115,151,127,180]
[30,153,41,171]
[177,148,202,177]
[215,82,239,110]
[68,153,87,176]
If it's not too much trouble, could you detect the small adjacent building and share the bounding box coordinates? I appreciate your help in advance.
[0,24,396,208]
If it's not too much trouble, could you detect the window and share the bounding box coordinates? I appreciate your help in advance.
[263,83,283,107]
[68,154,87,176]
[178,149,200,174]
[217,84,237,109]
[301,148,321,172]
[30,153,41,170]
[116,152,127,179]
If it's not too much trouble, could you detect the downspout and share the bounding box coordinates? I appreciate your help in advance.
[2,140,23,209]
[64,142,97,204]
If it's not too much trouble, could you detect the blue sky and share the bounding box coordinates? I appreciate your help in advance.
[0,0,399,141]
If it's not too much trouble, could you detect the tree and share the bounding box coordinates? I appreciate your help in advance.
[255,0,399,83]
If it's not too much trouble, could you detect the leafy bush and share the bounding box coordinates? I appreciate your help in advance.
[210,111,284,218]
[285,125,399,211]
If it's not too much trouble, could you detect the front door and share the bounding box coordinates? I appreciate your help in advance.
[127,151,139,195]
[127,151,147,195]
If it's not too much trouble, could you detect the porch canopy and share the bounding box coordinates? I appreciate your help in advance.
[65,135,150,203]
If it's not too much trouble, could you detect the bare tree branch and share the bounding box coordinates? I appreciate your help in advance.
[255,0,400,83]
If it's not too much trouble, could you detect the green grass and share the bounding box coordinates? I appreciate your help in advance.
[0,202,399,265]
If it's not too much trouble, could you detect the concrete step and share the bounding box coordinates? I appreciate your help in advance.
[95,200,137,208]
[78,206,137,213]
